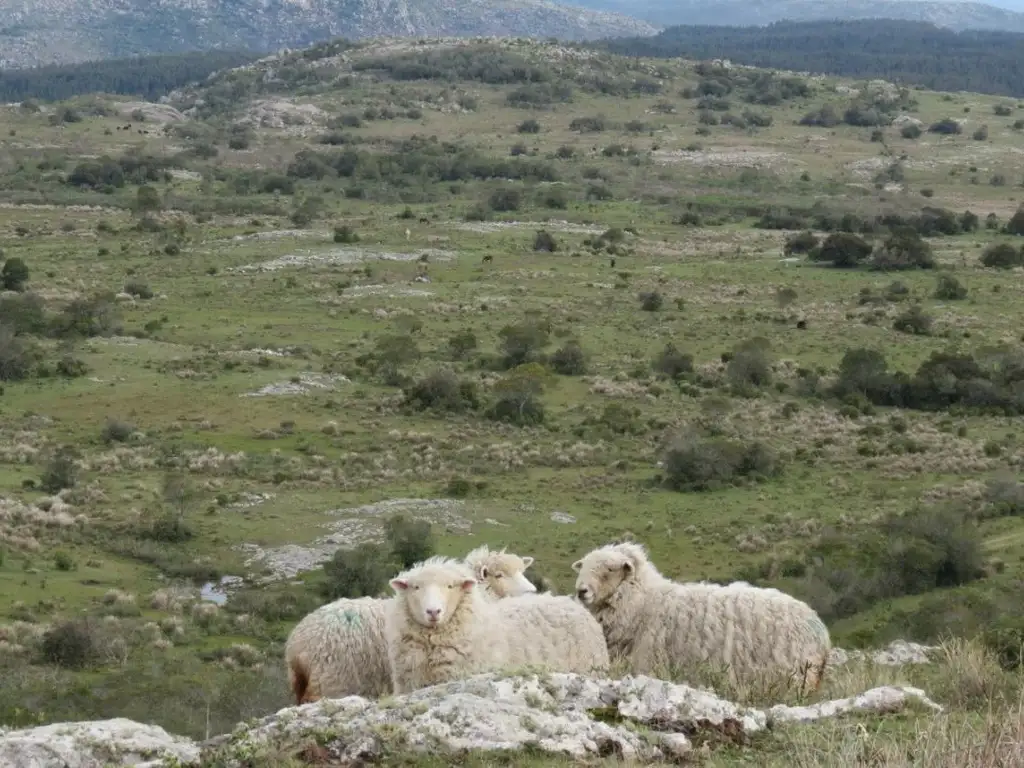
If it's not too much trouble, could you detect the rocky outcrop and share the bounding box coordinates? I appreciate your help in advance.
[0,672,943,767]
[0,718,200,768]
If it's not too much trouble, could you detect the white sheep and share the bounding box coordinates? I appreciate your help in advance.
[285,545,536,704]
[572,541,831,693]
[385,556,609,694]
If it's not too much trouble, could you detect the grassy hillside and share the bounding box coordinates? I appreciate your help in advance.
[0,37,1023,762]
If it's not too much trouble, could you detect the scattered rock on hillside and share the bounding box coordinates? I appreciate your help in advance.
[828,640,937,667]
[0,673,943,767]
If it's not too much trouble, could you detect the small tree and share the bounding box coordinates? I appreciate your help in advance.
[549,341,588,375]
[783,231,818,256]
[320,543,394,600]
[134,185,161,214]
[1,257,29,291]
[488,363,549,426]
[498,320,550,368]
[870,229,935,271]
[386,515,434,569]
[447,330,478,360]
[1004,207,1024,236]
[41,445,78,493]
[893,304,933,336]
[653,343,693,379]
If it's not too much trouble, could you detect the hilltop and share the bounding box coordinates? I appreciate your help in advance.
[603,19,1024,98]
[0,35,1022,765]
[0,0,657,69]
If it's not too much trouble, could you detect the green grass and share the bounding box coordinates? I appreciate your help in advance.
[0,36,1023,761]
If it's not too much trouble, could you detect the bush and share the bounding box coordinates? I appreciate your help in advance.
[386,514,434,569]
[972,125,989,141]
[101,419,135,444]
[1003,207,1024,236]
[929,118,962,135]
[123,280,153,299]
[333,225,360,243]
[900,123,922,139]
[320,543,394,600]
[533,229,558,252]
[893,304,933,335]
[0,325,38,381]
[517,118,540,134]
[870,229,935,271]
[934,273,968,300]
[726,337,773,391]
[403,368,479,413]
[662,430,781,492]
[498,320,549,368]
[40,619,98,669]
[653,343,693,379]
[489,188,522,212]
[549,341,588,375]
[779,504,985,624]
[40,445,78,493]
[639,291,663,311]
[980,242,1024,269]
[447,330,478,360]
[487,363,547,426]
[1,257,29,291]
[783,231,818,256]
[540,186,569,210]
[810,232,874,267]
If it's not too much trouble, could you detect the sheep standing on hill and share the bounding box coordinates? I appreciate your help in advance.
[285,546,537,704]
[385,556,609,694]
[572,541,831,693]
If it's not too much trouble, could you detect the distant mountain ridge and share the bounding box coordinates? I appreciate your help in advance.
[568,0,1024,33]
[0,0,658,69]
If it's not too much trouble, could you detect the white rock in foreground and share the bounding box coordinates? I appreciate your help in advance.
[0,717,200,768]
[0,673,944,767]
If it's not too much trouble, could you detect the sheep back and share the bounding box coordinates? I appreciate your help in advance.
[285,596,389,703]
[604,580,830,691]
[496,594,610,674]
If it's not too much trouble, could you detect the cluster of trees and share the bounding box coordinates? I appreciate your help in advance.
[0,50,259,103]
[602,20,1024,98]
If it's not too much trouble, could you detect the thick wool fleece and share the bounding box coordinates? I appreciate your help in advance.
[574,542,831,692]
[385,570,609,694]
[285,548,536,703]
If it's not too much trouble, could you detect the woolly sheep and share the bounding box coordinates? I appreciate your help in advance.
[572,541,831,693]
[385,556,609,694]
[285,545,537,704]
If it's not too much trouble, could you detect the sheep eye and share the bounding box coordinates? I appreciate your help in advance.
[495,573,504,578]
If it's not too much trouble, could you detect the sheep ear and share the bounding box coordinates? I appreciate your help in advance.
[571,559,583,573]
[621,561,634,576]
[390,578,409,592]
[479,566,489,579]
[460,579,477,592]
[522,556,534,569]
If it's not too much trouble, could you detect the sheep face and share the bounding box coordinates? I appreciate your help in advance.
[390,569,476,628]
[480,554,537,598]
[571,550,635,607]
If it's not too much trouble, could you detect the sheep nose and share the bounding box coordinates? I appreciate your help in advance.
[576,589,589,601]
[425,608,441,621]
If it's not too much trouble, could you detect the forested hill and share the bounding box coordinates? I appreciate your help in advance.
[0,50,261,103]
[601,20,1024,97]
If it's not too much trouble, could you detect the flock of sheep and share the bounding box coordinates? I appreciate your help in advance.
[284,541,832,704]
